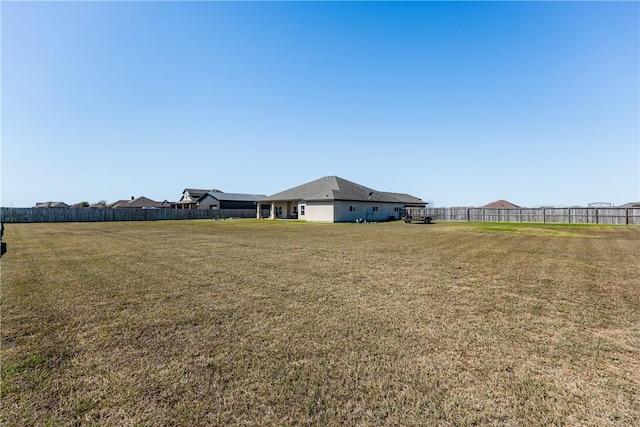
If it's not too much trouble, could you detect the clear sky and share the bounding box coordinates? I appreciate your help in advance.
[2,1,638,208]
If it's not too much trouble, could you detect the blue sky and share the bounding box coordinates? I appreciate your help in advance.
[2,1,638,208]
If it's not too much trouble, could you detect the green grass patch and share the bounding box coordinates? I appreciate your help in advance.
[2,353,47,377]
[471,222,618,237]
[477,225,522,233]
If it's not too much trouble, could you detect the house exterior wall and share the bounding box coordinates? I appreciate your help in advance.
[258,204,270,218]
[197,195,220,210]
[381,204,402,221]
[303,202,335,222]
[263,200,404,222]
[334,202,403,222]
[287,201,298,218]
[272,202,288,219]
[334,202,366,222]
[175,193,199,209]
[180,192,197,203]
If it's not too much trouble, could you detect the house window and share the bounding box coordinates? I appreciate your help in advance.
[275,206,283,217]
[349,205,357,212]
[300,205,305,216]
[394,207,400,212]
[373,206,379,212]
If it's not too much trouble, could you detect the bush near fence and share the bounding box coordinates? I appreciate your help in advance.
[0,208,258,223]
[425,207,640,225]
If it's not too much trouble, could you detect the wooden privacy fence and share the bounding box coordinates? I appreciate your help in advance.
[0,208,258,223]
[425,207,640,225]
[2,207,638,225]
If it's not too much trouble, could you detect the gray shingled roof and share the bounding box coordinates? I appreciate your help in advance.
[380,192,425,205]
[261,176,425,205]
[109,196,168,208]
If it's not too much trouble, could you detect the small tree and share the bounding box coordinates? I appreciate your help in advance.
[78,201,90,208]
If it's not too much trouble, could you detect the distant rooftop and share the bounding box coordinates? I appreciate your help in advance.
[482,200,520,209]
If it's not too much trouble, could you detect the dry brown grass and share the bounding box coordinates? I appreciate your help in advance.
[1,220,639,426]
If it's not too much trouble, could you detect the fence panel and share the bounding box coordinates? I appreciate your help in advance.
[0,207,261,223]
[519,209,542,223]
[567,208,593,224]
[467,208,483,222]
[216,209,257,218]
[542,208,566,223]
[595,208,626,225]
[628,208,640,225]
[0,208,216,223]
[414,207,639,225]
[449,208,469,221]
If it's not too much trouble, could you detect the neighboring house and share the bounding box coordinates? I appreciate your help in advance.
[482,200,520,209]
[259,175,426,223]
[197,192,266,211]
[588,202,613,208]
[35,202,69,208]
[174,188,223,209]
[617,202,640,208]
[69,202,91,208]
[60,202,107,208]
[109,196,171,209]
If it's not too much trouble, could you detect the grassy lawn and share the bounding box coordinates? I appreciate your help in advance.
[1,220,639,426]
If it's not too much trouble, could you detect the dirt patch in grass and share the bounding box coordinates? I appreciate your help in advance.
[2,220,639,425]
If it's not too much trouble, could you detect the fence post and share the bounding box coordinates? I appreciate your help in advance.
[626,208,629,225]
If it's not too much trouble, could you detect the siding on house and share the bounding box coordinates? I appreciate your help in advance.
[334,201,401,222]
[198,196,220,210]
[303,202,335,222]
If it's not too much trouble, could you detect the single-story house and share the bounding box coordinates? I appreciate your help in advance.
[35,202,69,208]
[197,192,266,210]
[617,202,640,208]
[109,196,171,209]
[259,176,426,223]
[174,188,223,209]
